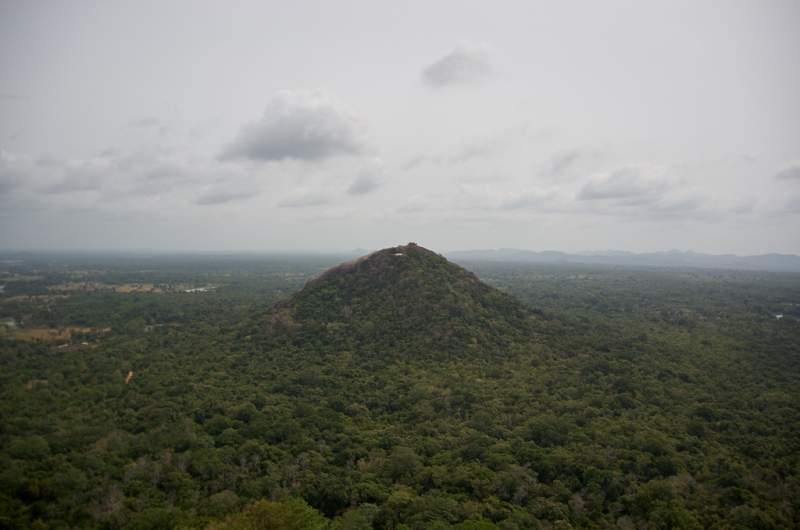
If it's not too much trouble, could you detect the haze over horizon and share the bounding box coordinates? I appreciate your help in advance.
[1,1,799,255]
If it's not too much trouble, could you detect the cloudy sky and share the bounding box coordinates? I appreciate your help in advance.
[1,0,799,254]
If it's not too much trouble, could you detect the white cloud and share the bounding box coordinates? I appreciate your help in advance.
[577,165,668,203]
[219,89,372,162]
[774,162,800,180]
[421,41,494,87]
[572,164,763,222]
[0,147,266,216]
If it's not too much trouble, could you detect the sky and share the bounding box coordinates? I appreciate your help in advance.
[1,0,799,255]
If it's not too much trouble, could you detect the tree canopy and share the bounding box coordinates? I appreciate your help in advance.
[1,248,798,529]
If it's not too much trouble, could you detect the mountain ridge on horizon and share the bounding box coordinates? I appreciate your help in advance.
[1,246,799,273]
[444,247,800,273]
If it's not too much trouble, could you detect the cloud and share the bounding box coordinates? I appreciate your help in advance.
[0,93,30,103]
[544,149,587,178]
[731,195,757,215]
[0,146,269,216]
[279,187,332,207]
[347,174,381,195]
[449,128,524,164]
[0,150,30,194]
[499,188,558,210]
[127,117,160,128]
[774,162,800,180]
[421,41,494,87]
[781,191,800,214]
[572,164,719,220]
[577,165,668,203]
[193,188,252,205]
[220,89,371,162]
[449,183,563,213]
[398,194,440,213]
[347,160,386,195]
[404,127,526,171]
[39,158,110,193]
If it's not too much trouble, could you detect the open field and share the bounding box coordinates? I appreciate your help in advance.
[0,325,109,341]
[45,281,162,292]
[0,274,42,282]
[43,282,218,292]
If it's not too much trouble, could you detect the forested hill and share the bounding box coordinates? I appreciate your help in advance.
[254,243,540,359]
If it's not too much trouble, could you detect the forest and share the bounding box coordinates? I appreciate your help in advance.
[1,246,798,530]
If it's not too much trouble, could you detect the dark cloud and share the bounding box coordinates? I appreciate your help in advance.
[347,161,385,195]
[193,188,252,205]
[220,90,371,162]
[774,162,800,180]
[547,149,583,176]
[347,174,381,195]
[421,42,494,87]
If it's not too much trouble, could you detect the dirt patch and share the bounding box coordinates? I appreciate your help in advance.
[125,371,133,384]
[26,379,48,389]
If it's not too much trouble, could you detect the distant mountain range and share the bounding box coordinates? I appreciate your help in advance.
[445,248,800,272]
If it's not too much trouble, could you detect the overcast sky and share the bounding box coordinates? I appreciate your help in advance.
[1,0,799,255]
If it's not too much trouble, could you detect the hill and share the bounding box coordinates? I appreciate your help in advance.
[259,243,539,359]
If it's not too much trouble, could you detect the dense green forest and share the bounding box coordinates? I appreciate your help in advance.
[1,247,798,529]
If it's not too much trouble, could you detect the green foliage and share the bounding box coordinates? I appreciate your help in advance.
[208,498,329,530]
[1,250,799,528]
